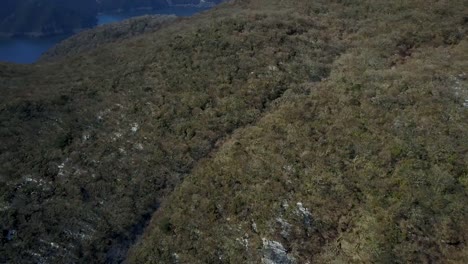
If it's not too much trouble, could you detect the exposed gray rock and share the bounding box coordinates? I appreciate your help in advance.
[261,238,296,264]
[252,222,258,233]
[296,202,313,229]
[6,229,16,241]
[276,217,291,240]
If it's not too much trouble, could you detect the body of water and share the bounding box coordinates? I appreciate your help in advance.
[0,35,70,64]
[0,6,210,64]
[97,6,210,25]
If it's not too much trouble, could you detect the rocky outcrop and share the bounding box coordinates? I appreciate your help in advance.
[262,239,296,264]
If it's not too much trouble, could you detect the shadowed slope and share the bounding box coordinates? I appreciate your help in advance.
[1,2,341,263]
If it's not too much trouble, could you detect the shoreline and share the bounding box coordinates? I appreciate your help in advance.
[0,4,214,39]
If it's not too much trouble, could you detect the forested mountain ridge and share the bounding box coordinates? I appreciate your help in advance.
[0,0,222,37]
[1,0,467,263]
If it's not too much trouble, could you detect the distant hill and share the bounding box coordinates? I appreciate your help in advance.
[0,0,222,37]
[0,0,97,37]
[39,15,178,62]
[97,0,222,12]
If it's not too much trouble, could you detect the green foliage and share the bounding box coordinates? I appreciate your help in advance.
[127,0,468,263]
[159,217,173,234]
[1,0,467,263]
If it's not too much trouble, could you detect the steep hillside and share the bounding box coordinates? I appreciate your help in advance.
[1,0,467,263]
[1,1,337,262]
[129,0,468,263]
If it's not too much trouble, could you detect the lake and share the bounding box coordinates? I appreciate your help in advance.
[0,6,210,64]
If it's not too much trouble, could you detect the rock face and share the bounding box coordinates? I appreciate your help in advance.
[262,239,296,264]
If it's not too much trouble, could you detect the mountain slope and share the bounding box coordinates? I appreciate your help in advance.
[1,1,339,262]
[0,0,467,263]
[128,0,468,263]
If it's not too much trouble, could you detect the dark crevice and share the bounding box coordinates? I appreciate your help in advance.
[115,60,337,263]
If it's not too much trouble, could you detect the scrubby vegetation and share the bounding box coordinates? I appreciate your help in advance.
[0,0,467,263]
[129,0,468,263]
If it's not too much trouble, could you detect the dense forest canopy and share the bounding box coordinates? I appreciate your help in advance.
[0,0,467,263]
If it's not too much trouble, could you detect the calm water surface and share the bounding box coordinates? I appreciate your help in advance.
[0,7,210,64]
[0,35,70,64]
[97,6,209,24]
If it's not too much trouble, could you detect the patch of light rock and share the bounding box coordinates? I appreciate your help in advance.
[262,238,296,264]
[131,123,139,133]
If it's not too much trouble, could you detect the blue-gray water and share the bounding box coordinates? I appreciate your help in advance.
[0,7,209,64]
[0,35,70,64]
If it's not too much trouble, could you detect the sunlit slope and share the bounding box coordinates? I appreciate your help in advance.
[129,0,468,263]
[1,1,340,263]
[0,0,467,263]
